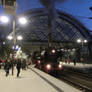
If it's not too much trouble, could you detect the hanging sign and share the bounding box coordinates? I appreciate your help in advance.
[2,0,17,15]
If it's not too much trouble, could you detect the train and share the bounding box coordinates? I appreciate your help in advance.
[32,47,63,73]
[32,47,86,73]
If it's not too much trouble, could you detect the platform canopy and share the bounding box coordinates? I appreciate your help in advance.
[15,8,92,43]
[0,0,92,53]
[5,8,90,53]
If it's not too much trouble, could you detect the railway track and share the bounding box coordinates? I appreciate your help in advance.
[62,69,92,81]
[63,66,92,76]
[59,75,92,92]
[37,65,92,92]
[56,69,92,92]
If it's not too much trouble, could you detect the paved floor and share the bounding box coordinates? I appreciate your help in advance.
[0,67,81,92]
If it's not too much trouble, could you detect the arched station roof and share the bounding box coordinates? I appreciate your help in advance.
[16,8,92,44]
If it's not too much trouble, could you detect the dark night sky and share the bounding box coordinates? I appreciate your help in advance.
[0,0,92,31]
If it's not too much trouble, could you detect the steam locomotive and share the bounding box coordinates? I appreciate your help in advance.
[32,47,63,73]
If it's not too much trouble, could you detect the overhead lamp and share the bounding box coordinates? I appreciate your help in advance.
[17,35,23,40]
[84,40,88,43]
[77,39,81,43]
[18,17,27,25]
[7,36,13,40]
[0,16,9,23]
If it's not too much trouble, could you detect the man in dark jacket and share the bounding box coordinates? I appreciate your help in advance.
[5,59,11,77]
[16,59,21,77]
[10,59,14,75]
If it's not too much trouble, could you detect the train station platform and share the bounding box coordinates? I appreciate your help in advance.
[0,66,81,92]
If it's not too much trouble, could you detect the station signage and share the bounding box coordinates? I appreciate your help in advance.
[1,0,17,15]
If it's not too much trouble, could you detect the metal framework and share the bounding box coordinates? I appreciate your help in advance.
[16,8,92,45]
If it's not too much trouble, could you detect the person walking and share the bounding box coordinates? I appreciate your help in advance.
[4,59,11,77]
[10,59,14,75]
[16,59,21,77]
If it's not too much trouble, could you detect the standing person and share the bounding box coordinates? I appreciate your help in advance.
[0,59,2,69]
[26,59,30,69]
[23,59,27,70]
[16,59,21,77]
[4,59,11,77]
[10,59,14,75]
[80,57,85,65]
[73,58,76,66]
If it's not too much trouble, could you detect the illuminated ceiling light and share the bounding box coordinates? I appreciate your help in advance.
[7,36,13,40]
[64,49,67,52]
[72,48,76,51]
[3,42,5,45]
[68,49,71,52]
[57,49,60,51]
[84,40,88,43]
[0,16,9,23]
[61,49,64,51]
[18,17,27,25]
[77,39,81,43]
[17,35,23,40]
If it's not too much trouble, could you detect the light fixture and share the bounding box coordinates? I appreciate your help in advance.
[0,16,9,23]
[17,35,23,40]
[3,42,5,45]
[61,49,64,51]
[38,60,41,64]
[72,48,76,51]
[77,39,81,43]
[46,64,51,70]
[18,17,27,25]
[58,64,62,69]
[52,49,56,53]
[84,40,88,43]
[7,36,13,40]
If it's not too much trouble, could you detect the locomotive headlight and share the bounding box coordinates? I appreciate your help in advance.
[52,49,56,54]
[46,64,51,70]
[58,64,62,69]
[38,60,41,64]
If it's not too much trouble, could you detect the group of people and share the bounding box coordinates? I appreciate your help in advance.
[0,58,29,77]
